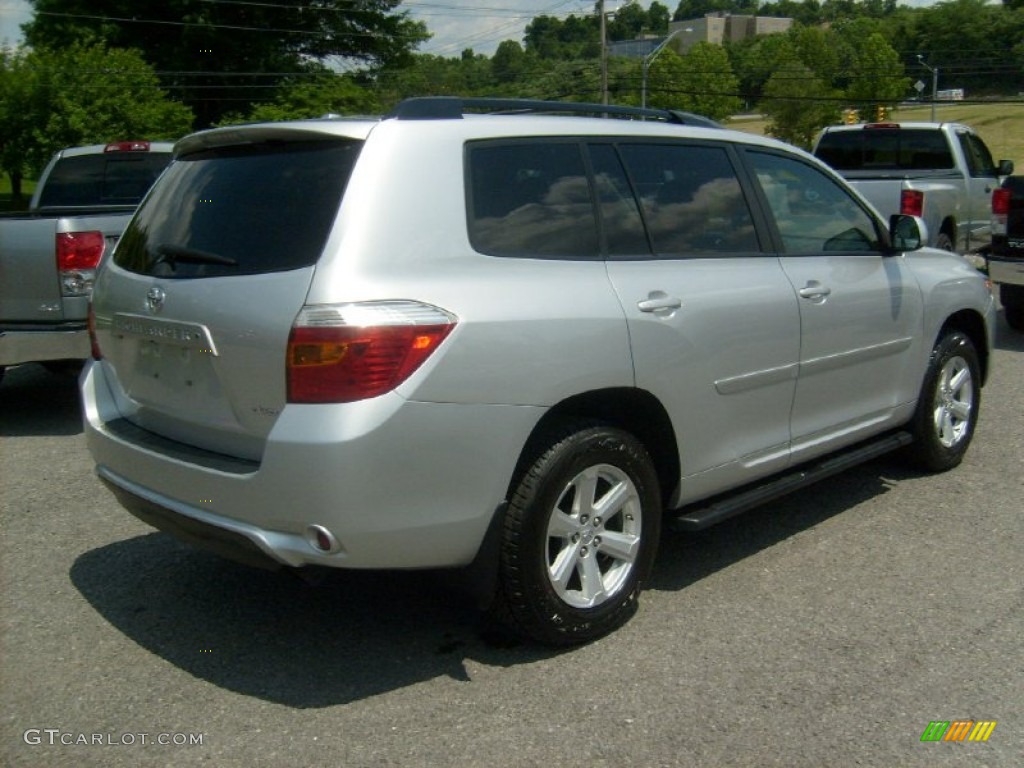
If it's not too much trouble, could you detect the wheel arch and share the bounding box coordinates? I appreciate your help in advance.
[509,387,680,509]
[936,309,990,385]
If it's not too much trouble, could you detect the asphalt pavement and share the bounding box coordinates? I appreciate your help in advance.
[2,313,1022,768]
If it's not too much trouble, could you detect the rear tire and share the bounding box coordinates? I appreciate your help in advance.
[490,423,662,646]
[1001,285,1024,331]
[904,331,980,472]
[935,232,955,253]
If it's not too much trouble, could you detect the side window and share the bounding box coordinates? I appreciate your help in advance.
[467,141,598,258]
[748,151,883,255]
[616,143,760,255]
[957,133,996,177]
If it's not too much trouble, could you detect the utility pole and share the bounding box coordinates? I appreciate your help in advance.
[600,0,608,105]
[917,55,939,121]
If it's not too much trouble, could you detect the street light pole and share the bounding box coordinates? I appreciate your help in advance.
[916,54,938,121]
[641,27,692,110]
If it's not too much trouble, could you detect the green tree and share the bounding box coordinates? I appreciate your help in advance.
[645,44,741,120]
[492,41,528,85]
[23,0,428,127]
[0,43,193,199]
[761,61,841,148]
[840,28,908,110]
[222,73,380,124]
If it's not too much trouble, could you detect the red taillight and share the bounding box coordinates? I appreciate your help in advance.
[87,303,102,360]
[992,187,1011,216]
[56,231,105,297]
[286,301,456,404]
[900,189,924,217]
[57,231,105,271]
[993,187,1011,235]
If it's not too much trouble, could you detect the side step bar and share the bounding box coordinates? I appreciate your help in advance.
[672,431,913,531]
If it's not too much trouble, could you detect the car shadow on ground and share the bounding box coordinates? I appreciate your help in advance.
[0,362,83,437]
[68,456,910,709]
[651,457,911,593]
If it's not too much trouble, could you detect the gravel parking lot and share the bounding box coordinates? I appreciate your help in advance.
[2,313,1022,768]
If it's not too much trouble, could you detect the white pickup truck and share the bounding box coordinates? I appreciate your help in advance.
[813,122,1013,253]
[0,141,172,383]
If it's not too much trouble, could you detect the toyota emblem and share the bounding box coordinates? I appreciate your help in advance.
[146,286,166,313]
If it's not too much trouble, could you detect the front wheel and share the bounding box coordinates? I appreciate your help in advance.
[490,423,662,646]
[904,331,981,472]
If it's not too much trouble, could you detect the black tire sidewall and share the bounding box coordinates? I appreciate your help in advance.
[501,426,662,646]
[907,331,981,471]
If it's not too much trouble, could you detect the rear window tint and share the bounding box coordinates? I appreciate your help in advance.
[113,140,360,278]
[467,142,598,258]
[37,153,171,207]
[815,129,954,171]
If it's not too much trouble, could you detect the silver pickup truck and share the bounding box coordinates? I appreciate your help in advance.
[813,122,1013,253]
[0,142,172,382]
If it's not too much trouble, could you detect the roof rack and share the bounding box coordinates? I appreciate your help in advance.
[389,97,722,129]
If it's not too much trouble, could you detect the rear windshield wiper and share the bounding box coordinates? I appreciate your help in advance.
[153,243,239,269]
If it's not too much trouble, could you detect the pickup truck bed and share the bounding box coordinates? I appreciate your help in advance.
[989,175,1024,330]
[0,207,135,366]
[813,122,1012,254]
[0,142,172,380]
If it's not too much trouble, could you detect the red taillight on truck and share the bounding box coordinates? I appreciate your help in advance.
[900,189,924,218]
[992,187,1011,236]
[56,231,105,297]
[287,301,457,404]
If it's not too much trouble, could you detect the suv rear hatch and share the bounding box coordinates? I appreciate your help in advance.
[91,127,365,460]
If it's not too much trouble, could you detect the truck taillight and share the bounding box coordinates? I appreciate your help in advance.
[992,188,1011,236]
[900,189,924,218]
[56,231,105,297]
[287,301,456,404]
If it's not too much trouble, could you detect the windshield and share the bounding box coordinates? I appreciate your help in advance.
[113,140,361,278]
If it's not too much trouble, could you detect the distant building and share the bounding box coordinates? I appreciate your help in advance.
[671,13,793,53]
[609,13,793,58]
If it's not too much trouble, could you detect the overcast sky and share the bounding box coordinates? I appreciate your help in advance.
[1,0,943,59]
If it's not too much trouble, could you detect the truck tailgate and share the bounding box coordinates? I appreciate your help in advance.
[0,217,63,322]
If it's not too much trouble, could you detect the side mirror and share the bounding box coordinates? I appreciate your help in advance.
[998,159,1014,177]
[889,214,926,252]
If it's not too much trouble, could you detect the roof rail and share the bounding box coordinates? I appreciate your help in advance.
[389,97,722,129]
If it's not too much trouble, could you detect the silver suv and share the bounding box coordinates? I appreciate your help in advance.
[82,98,995,645]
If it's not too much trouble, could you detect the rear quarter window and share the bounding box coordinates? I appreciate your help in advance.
[113,140,361,278]
[467,141,599,259]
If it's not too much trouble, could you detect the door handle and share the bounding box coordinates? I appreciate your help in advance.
[798,281,831,300]
[638,295,683,312]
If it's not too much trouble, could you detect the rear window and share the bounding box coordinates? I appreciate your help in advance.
[113,140,360,278]
[36,153,171,207]
[815,129,954,171]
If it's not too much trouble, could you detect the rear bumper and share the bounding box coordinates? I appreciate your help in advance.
[82,359,542,571]
[988,255,1024,287]
[0,324,89,366]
